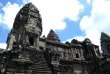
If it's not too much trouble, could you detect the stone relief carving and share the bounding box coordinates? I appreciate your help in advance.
[25,25,41,35]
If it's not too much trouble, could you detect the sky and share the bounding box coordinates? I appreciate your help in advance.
[0,0,110,50]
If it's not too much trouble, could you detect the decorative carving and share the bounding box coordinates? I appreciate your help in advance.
[71,39,78,44]
[13,2,42,35]
[84,38,92,45]
[25,25,41,35]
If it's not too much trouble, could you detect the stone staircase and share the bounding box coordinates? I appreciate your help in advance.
[29,50,52,74]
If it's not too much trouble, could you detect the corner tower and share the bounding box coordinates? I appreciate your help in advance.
[47,29,60,43]
[6,3,42,50]
[101,32,110,54]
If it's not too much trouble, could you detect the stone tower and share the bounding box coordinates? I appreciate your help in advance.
[47,29,60,43]
[101,32,110,54]
[6,2,42,50]
[4,3,52,74]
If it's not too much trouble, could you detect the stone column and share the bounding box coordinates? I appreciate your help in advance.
[35,35,39,49]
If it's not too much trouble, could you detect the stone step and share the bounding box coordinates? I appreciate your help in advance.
[30,51,52,74]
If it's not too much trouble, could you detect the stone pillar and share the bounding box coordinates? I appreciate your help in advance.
[26,35,29,44]
[35,36,39,49]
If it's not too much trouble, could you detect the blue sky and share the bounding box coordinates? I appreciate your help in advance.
[0,0,110,49]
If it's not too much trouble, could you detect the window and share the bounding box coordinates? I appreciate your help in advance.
[64,52,66,57]
[13,42,17,45]
[39,46,43,50]
[29,37,34,46]
[64,52,67,58]
[68,53,71,59]
[76,53,79,58]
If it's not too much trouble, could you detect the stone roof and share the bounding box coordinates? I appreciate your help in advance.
[13,2,42,33]
[47,29,60,43]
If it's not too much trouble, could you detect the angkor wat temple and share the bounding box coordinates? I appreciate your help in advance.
[0,2,110,74]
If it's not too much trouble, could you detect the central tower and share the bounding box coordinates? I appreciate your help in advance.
[5,3,52,74]
[7,2,42,50]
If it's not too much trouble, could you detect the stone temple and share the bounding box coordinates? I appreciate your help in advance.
[0,2,110,74]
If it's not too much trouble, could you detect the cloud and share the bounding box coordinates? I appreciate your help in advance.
[0,3,3,6]
[23,0,29,4]
[79,0,110,47]
[87,0,91,4]
[0,2,21,29]
[0,43,7,49]
[64,0,110,50]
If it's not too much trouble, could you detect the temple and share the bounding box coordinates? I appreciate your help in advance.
[0,2,110,74]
